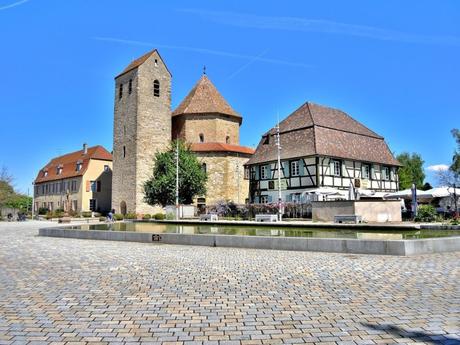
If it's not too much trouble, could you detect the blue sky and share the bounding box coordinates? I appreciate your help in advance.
[1,0,459,194]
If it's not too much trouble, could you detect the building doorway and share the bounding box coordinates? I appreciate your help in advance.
[120,201,127,215]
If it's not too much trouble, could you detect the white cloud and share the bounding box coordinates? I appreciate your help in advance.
[91,36,312,69]
[0,0,29,11]
[426,164,449,172]
[178,9,460,47]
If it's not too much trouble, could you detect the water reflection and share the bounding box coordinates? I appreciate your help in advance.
[68,223,460,240]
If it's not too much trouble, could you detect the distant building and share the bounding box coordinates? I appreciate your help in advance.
[34,144,113,214]
[245,102,401,203]
[111,50,253,215]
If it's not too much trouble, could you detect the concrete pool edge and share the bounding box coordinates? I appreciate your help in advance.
[38,226,460,256]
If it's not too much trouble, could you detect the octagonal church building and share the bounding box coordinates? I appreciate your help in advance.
[112,49,254,215]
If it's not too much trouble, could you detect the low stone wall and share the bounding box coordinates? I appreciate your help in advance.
[38,227,460,256]
[312,200,401,223]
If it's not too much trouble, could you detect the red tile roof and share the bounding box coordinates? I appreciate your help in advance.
[173,75,241,122]
[35,145,112,184]
[247,102,401,166]
[190,142,254,155]
[116,49,172,78]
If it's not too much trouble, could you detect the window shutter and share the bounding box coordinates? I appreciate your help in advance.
[282,161,289,178]
[96,181,101,192]
[86,181,90,192]
[299,160,305,176]
[255,167,259,180]
[330,160,335,175]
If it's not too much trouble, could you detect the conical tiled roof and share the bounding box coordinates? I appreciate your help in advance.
[173,75,241,121]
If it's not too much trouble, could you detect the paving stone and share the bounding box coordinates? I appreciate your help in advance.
[0,221,459,344]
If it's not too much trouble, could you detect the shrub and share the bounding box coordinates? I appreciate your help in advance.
[414,205,437,222]
[38,207,48,215]
[45,212,53,220]
[125,213,137,219]
[81,211,92,218]
[153,213,165,220]
[113,213,124,221]
[53,209,64,218]
[165,212,175,220]
[142,214,152,220]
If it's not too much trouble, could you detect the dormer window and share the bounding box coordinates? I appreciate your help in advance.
[56,165,63,175]
[76,161,82,172]
[199,133,204,143]
[153,80,160,97]
[43,170,48,177]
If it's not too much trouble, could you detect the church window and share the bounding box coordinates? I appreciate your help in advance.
[226,136,230,144]
[153,80,160,97]
[199,133,204,143]
[123,146,126,158]
[128,79,132,94]
[202,163,207,173]
[263,135,270,145]
[119,83,123,99]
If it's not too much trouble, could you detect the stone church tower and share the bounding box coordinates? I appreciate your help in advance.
[172,74,254,208]
[112,50,171,214]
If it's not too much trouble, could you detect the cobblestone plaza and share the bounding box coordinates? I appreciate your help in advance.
[0,222,459,345]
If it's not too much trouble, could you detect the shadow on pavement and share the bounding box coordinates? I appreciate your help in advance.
[361,322,460,345]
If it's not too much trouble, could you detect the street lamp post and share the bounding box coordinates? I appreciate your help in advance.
[175,140,180,220]
[275,117,282,221]
[31,181,35,220]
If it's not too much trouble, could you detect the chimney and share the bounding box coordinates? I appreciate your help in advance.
[83,143,88,155]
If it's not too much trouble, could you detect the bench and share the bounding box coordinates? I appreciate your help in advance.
[255,214,278,222]
[200,214,218,221]
[58,217,71,224]
[334,215,362,224]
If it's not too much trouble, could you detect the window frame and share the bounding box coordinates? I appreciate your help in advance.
[361,163,370,180]
[118,83,123,99]
[260,195,269,204]
[260,165,269,180]
[332,160,342,177]
[382,166,390,181]
[290,160,300,176]
[153,79,160,97]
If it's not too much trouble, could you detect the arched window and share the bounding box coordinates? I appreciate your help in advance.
[199,133,204,143]
[123,146,126,158]
[202,163,207,173]
[153,80,160,97]
[226,136,230,144]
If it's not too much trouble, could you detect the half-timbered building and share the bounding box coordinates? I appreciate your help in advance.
[244,102,401,203]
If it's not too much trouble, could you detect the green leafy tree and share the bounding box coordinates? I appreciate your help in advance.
[0,167,15,208]
[5,194,32,211]
[396,152,425,190]
[144,141,207,207]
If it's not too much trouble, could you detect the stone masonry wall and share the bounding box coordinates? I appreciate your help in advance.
[112,51,171,215]
[173,114,240,144]
[135,52,172,215]
[196,152,250,205]
[112,69,138,214]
